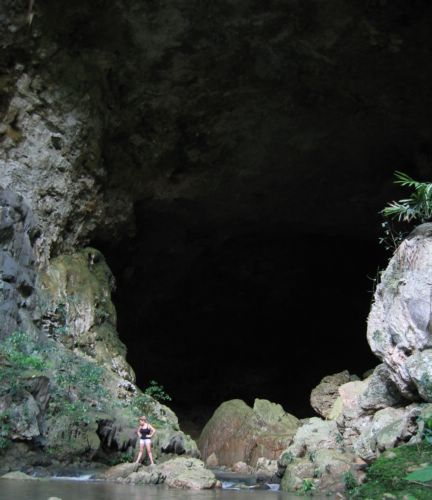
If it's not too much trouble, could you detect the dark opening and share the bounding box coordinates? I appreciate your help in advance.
[95,205,389,436]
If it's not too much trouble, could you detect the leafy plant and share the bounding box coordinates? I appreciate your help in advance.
[144,380,171,402]
[418,415,432,445]
[378,220,406,252]
[343,470,358,492]
[0,411,12,451]
[0,331,45,372]
[382,171,432,223]
[300,478,315,494]
[405,465,432,483]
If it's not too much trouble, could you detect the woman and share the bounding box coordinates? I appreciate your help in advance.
[135,415,156,465]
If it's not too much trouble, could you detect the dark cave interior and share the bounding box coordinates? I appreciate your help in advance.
[77,0,432,436]
[96,201,394,434]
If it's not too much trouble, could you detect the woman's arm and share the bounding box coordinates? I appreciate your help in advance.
[149,424,156,438]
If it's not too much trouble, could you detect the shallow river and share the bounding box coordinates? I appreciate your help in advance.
[0,478,304,500]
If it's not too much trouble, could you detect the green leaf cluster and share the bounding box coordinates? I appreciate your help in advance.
[144,380,171,402]
[382,171,432,223]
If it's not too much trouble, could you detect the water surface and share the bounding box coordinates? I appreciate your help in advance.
[0,478,303,500]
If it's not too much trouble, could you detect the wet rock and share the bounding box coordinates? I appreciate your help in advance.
[1,471,35,480]
[254,457,279,482]
[205,452,218,468]
[232,461,252,474]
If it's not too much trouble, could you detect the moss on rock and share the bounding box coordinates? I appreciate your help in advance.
[355,442,432,499]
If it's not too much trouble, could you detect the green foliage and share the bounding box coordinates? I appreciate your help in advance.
[300,478,315,495]
[382,171,432,223]
[416,414,432,445]
[378,220,407,252]
[343,470,358,492]
[0,410,12,450]
[0,331,110,441]
[144,380,171,402]
[134,392,152,413]
[281,450,294,464]
[0,331,45,372]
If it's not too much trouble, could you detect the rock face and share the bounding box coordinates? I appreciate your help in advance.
[37,248,134,381]
[0,188,38,338]
[2,0,432,266]
[367,224,432,401]
[198,399,299,467]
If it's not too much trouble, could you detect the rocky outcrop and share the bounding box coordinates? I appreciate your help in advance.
[198,399,299,467]
[103,457,216,489]
[278,417,365,495]
[353,404,425,461]
[367,223,432,401]
[0,188,38,338]
[36,248,134,381]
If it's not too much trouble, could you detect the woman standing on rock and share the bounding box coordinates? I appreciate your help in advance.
[135,415,156,465]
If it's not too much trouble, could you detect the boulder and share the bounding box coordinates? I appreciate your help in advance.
[359,364,405,412]
[279,417,343,461]
[198,399,299,467]
[310,370,352,418]
[367,224,432,400]
[277,415,368,494]
[102,462,163,485]
[1,471,35,480]
[157,457,216,489]
[353,404,424,461]
[205,453,218,468]
[254,457,279,482]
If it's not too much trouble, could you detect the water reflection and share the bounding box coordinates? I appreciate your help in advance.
[0,479,301,500]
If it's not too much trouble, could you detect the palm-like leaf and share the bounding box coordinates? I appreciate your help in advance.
[382,171,432,223]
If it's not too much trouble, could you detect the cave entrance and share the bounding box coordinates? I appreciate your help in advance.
[94,200,386,437]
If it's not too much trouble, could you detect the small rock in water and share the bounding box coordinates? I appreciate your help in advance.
[47,497,62,500]
[1,471,35,480]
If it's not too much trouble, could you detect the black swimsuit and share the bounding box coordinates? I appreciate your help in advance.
[140,427,151,440]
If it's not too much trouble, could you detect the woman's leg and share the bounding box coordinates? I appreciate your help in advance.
[145,440,154,465]
[135,441,144,463]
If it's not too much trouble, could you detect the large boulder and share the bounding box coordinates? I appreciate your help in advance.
[359,364,405,412]
[198,399,299,467]
[353,403,429,461]
[279,417,343,462]
[157,457,216,489]
[103,457,216,489]
[310,370,352,418]
[367,224,432,401]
